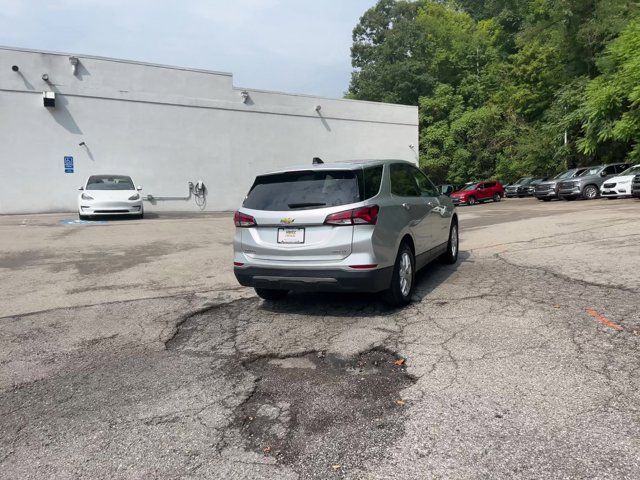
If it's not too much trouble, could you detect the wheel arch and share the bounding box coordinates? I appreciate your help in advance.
[400,233,415,255]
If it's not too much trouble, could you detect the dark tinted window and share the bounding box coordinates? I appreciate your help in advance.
[363,166,383,200]
[602,165,617,176]
[243,170,361,211]
[390,164,420,197]
[412,167,439,196]
[86,175,135,191]
[485,182,496,188]
[615,164,630,173]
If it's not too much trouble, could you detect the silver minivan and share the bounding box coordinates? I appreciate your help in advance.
[233,160,458,306]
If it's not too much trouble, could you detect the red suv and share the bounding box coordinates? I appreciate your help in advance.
[450,181,504,205]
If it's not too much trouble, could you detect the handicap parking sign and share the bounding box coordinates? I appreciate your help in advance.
[64,156,74,173]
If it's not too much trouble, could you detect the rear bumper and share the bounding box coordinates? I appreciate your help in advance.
[234,266,393,293]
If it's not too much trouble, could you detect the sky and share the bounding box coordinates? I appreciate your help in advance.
[0,0,377,98]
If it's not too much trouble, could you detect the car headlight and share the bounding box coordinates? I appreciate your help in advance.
[81,193,94,200]
[128,193,140,201]
[619,179,631,185]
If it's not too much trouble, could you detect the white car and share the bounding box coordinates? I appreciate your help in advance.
[600,164,640,198]
[78,174,144,219]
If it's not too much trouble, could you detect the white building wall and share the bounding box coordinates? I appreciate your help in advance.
[0,47,419,214]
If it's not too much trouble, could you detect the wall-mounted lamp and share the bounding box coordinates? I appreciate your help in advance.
[240,90,250,103]
[315,105,322,113]
[69,56,79,75]
[43,91,56,108]
[42,73,50,82]
[11,65,19,72]
[409,144,415,150]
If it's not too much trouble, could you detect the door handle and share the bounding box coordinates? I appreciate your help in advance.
[402,203,411,210]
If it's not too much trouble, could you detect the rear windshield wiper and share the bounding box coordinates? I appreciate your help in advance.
[287,202,327,209]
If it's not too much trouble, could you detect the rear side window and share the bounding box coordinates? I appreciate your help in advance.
[485,182,496,188]
[390,164,420,197]
[244,170,361,211]
[363,166,383,199]
[412,167,440,197]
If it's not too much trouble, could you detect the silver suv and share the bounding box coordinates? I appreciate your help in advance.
[233,160,459,306]
[557,163,630,200]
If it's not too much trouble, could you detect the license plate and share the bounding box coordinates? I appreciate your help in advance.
[277,227,305,244]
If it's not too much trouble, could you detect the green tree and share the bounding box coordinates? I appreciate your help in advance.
[348,0,640,183]
[348,0,430,104]
[578,19,640,163]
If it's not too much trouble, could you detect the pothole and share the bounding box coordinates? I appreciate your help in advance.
[236,349,415,477]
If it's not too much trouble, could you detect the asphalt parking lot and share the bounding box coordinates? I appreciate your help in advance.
[1,198,639,479]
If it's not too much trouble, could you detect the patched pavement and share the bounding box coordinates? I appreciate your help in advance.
[1,199,639,479]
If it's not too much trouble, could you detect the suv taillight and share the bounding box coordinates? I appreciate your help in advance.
[324,205,379,226]
[234,211,256,227]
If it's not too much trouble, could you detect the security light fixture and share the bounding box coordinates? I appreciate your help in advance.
[315,105,322,112]
[69,56,79,75]
[43,91,56,108]
[42,73,50,82]
[11,65,19,72]
[409,144,415,149]
[240,90,250,103]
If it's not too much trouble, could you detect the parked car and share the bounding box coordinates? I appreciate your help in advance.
[505,177,534,198]
[600,164,640,198]
[558,163,630,200]
[534,168,588,201]
[632,175,640,198]
[525,178,548,196]
[233,160,459,306]
[78,175,144,219]
[450,181,504,205]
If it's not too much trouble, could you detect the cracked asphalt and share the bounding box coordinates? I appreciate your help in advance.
[1,198,639,479]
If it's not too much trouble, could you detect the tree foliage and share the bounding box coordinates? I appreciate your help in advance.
[348,0,640,183]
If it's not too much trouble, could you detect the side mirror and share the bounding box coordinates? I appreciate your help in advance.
[78,186,84,191]
[600,171,607,177]
[137,186,143,191]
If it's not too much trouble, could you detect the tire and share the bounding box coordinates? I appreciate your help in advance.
[467,196,477,206]
[440,220,459,265]
[384,242,415,307]
[493,193,501,202]
[255,288,288,301]
[542,198,552,202]
[582,185,599,200]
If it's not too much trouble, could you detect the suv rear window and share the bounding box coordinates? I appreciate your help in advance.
[243,166,383,211]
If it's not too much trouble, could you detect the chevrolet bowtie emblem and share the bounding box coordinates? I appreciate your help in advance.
[280,218,295,225]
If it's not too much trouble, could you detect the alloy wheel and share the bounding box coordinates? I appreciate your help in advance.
[584,185,598,199]
[398,252,413,297]
[450,225,458,258]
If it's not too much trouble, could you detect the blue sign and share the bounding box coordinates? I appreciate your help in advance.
[64,156,74,173]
